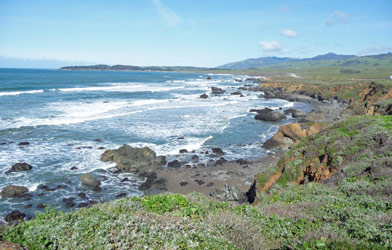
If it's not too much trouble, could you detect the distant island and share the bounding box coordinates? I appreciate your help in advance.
[59,64,221,72]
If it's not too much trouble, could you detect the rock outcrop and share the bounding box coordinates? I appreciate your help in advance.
[210,184,247,202]
[1,186,29,198]
[80,174,101,188]
[263,122,327,149]
[10,163,33,172]
[100,145,166,174]
[254,108,286,122]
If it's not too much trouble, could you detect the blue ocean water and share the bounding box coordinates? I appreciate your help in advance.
[0,68,310,221]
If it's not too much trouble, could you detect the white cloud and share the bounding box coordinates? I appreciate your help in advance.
[322,11,349,27]
[359,45,392,56]
[279,29,298,38]
[152,0,182,27]
[258,41,284,52]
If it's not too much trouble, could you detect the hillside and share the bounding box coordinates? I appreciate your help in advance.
[218,53,392,70]
[59,64,216,72]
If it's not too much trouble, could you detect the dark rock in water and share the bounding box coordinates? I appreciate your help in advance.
[212,147,224,156]
[284,108,297,115]
[0,185,29,198]
[200,93,208,99]
[207,160,216,167]
[116,193,127,198]
[56,184,67,189]
[177,136,185,139]
[235,159,249,165]
[10,162,32,172]
[77,192,87,199]
[197,163,206,168]
[37,193,45,197]
[139,172,158,190]
[292,110,307,118]
[94,139,102,142]
[20,193,32,200]
[231,91,242,95]
[81,174,101,188]
[62,198,75,208]
[211,87,225,95]
[194,179,205,185]
[89,200,98,205]
[38,185,49,190]
[191,155,199,163]
[5,210,25,224]
[207,182,214,187]
[180,181,188,186]
[70,166,78,170]
[93,186,102,192]
[179,149,188,154]
[121,178,129,182]
[206,76,212,80]
[167,160,181,168]
[254,108,286,122]
[100,145,165,173]
[78,203,89,208]
[215,157,227,166]
[24,204,32,209]
[205,150,209,154]
[210,184,247,202]
[98,146,105,150]
[37,203,46,209]
[18,142,30,146]
[100,175,109,181]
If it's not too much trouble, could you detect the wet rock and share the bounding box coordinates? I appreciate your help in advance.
[18,142,30,146]
[121,178,129,182]
[70,166,78,170]
[116,193,127,198]
[167,160,181,168]
[194,179,205,185]
[206,76,212,80]
[24,204,32,209]
[177,136,185,139]
[235,159,249,165]
[207,160,216,167]
[62,198,75,208]
[57,185,67,189]
[191,155,199,163]
[37,203,46,209]
[200,93,208,99]
[210,184,247,202]
[211,87,225,95]
[77,192,87,199]
[254,108,286,122]
[81,174,101,188]
[215,157,227,166]
[78,203,89,208]
[231,91,242,95]
[100,150,114,162]
[139,172,158,190]
[179,149,188,154]
[212,147,224,156]
[93,186,102,192]
[5,210,25,225]
[89,200,98,205]
[1,186,29,198]
[94,139,102,142]
[10,162,32,172]
[180,181,188,186]
[197,163,206,168]
[98,146,105,150]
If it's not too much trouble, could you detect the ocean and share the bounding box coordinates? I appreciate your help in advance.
[0,68,310,221]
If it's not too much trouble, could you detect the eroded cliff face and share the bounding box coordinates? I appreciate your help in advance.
[256,81,392,115]
[252,116,392,200]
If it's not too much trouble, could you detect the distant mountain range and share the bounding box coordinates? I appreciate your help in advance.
[217,53,356,70]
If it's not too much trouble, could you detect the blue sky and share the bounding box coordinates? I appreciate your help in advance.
[0,0,391,67]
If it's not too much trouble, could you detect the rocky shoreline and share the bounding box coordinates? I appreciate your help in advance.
[0,77,350,224]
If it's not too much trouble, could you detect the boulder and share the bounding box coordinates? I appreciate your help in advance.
[10,162,32,172]
[200,93,208,99]
[139,172,158,190]
[5,210,25,224]
[211,87,225,95]
[292,110,307,118]
[254,108,286,122]
[179,149,188,154]
[18,142,29,146]
[80,174,101,188]
[215,157,227,166]
[191,155,199,163]
[210,184,247,202]
[167,160,181,168]
[100,145,165,173]
[1,186,29,198]
[231,91,242,95]
[62,197,75,208]
[212,147,224,156]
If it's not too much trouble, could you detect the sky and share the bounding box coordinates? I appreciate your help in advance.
[0,0,391,68]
